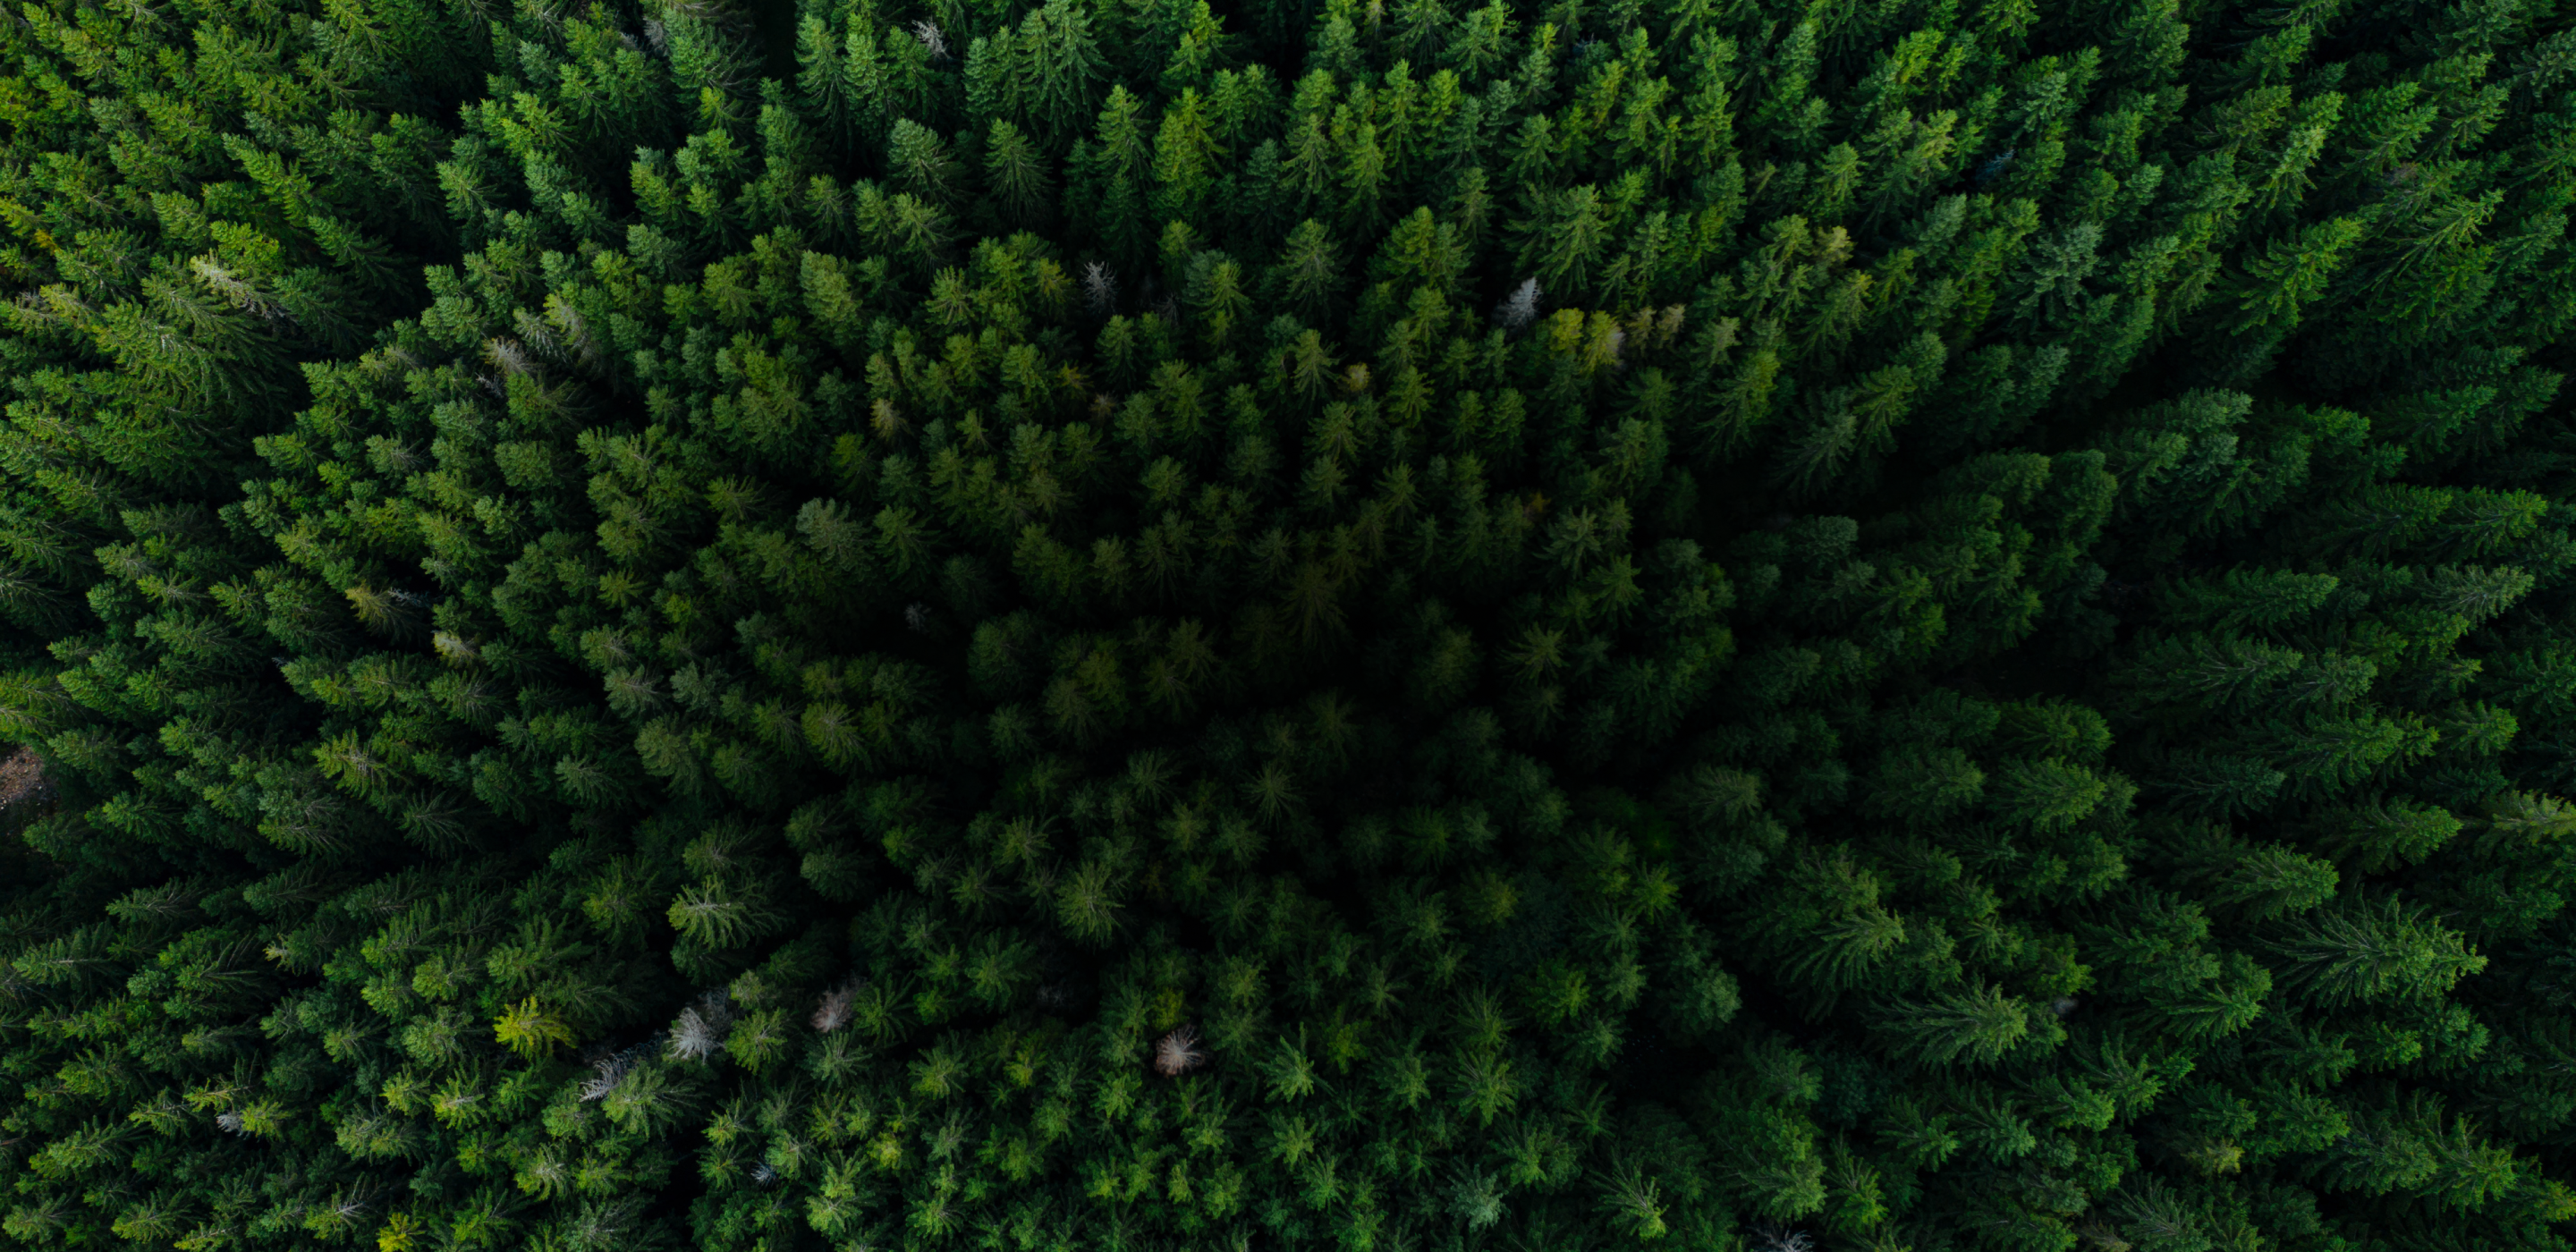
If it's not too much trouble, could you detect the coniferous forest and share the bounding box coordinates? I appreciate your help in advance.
[3,0,2576,1244]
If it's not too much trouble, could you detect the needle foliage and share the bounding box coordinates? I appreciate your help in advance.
[1,0,2575,1248]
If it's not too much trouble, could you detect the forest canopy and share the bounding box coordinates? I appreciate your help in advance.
[0,0,2572,1248]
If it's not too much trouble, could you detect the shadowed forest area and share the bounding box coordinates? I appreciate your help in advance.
[0,0,2574,1248]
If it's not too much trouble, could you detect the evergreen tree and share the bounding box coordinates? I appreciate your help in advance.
[0,0,2572,1248]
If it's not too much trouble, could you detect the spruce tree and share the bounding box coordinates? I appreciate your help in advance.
[0,0,2572,1248]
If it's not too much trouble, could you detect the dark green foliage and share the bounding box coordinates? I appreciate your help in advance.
[0,0,2574,1248]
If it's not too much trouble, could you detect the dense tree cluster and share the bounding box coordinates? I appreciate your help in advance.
[0,0,2574,1247]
